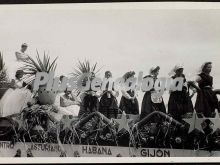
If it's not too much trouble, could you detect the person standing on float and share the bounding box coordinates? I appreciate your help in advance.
[15,43,29,62]
[167,65,198,121]
[119,71,139,115]
[195,62,219,117]
[78,72,100,118]
[140,66,166,120]
[99,71,119,119]
[7,43,29,80]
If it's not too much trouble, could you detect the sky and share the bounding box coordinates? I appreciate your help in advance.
[1,4,220,110]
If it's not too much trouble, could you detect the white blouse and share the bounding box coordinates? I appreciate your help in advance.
[15,51,29,62]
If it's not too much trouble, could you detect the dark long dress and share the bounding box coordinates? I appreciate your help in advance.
[119,90,139,115]
[140,75,166,120]
[195,72,219,117]
[78,91,99,118]
[99,91,119,119]
[168,74,194,121]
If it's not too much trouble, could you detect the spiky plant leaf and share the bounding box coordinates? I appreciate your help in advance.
[20,50,58,85]
[70,59,102,95]
[0,52,9,83]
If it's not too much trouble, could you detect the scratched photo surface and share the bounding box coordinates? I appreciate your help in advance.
[0,4,220,158]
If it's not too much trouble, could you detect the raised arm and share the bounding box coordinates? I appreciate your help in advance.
[187,80,200,91]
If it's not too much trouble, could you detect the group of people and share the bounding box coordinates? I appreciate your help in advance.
[0,43,34,117]
[0,43,219,123]
[67,62,219,122]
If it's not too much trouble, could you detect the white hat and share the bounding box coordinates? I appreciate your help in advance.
[168,64,184,76]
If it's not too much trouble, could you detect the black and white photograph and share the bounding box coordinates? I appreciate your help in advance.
[1,2,220,162]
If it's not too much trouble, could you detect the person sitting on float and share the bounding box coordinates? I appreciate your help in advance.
[54,88,81,117]
[60,88,80,107]
[0,70,33,117]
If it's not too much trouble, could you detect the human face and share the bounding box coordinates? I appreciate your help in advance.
[89,72,95,80]
[130,73,135,79]
[204,64,212,74]
[16,72,24,79]
[59,76,65,82]
[175,68,184,76]
[105,72,112,79]
[21,46,27,52]
[152,70,159,77]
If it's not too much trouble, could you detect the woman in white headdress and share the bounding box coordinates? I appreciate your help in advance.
[140,66,166,120]
[167,65,198,121]
[119,71,139,115]
[195,62,219,117]
[99,71,119,119]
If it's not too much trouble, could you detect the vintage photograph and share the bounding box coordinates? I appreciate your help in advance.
[1,3,220,161]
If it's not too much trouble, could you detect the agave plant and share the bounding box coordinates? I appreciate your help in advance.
[21,50,58,84]
[0,52,8,83]
[72,59,101,76]
[71,59,102,95]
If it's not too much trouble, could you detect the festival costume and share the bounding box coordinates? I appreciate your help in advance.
[195,72,219,117]
[168,74,194,121]
[140,75,166,120]
[7,51,28,80]
[0,79,32,117]
[59,95,80,116]
[78,91,99,118]
[99,91,119,119]
[119,89,139,115]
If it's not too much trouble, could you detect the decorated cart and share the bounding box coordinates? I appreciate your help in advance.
[1,53,220,157]
[1,107,220,157]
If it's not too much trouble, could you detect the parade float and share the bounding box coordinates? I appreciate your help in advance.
[0,54,220,157]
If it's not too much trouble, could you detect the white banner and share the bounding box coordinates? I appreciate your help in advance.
[0,141,218,157]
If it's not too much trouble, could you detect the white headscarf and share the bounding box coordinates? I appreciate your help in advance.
[168,64,184,76]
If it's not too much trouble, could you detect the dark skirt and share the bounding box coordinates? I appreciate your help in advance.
[119,96,139,115]
[140,92,166,120]
[195,88,219,117]
[168,91,193,121]
[99,92,119,119]
[78,93,99,118]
